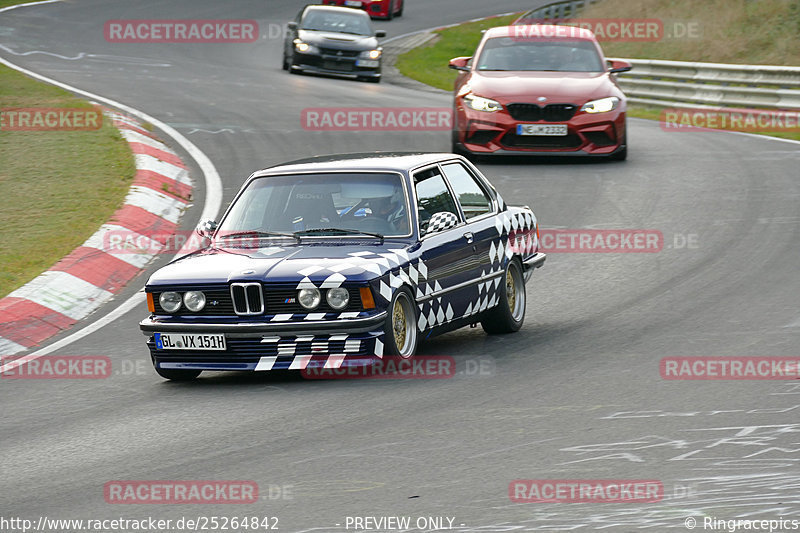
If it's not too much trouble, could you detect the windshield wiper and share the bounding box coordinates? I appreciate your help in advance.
[218,230,300,243]
[294,228,384,243]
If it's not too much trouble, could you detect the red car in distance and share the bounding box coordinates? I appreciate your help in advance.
[321,0,403,19]
[449,25,631,160]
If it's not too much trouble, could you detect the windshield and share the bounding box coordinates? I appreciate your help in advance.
[217,172,410,238]
[300,10,372,35]
[477,37,604,72]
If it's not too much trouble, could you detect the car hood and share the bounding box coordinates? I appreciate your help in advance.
[464,71,618,104]
[298,29,378,50]
[147,242,412,286]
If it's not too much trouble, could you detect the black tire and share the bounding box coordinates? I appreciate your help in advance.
[396,0,403,16]
[383,288,418,358]
[386,0,394,20]
[481,258,525,334]
[281,53,289,71]
[155,367,202,381]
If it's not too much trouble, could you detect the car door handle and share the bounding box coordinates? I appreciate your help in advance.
[463,232,474,244]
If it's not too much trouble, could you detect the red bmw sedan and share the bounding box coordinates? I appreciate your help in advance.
[321,0,403,20]
[449,25,631,159]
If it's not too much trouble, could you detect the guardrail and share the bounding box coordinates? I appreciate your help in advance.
[609,58,800,110]
[520,0,599,21]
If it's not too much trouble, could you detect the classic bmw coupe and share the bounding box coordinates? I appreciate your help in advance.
[139,153,545,380]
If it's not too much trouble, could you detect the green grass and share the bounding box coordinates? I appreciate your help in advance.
[395,14,520,92]
[582,0,800,66]
[0,65,135,297]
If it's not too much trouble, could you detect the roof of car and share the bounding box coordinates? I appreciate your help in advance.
[303,4,369,16]
[484,24,596,41]
[254,152,463,176]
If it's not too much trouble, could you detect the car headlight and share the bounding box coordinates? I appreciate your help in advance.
[159,292,182,313]
[326,288,350,310]
[463,94,502,112]
[298,288,321,310]
[580,97,620,114]
[183,291,206,313]
[359,49,382,60]
[294,40,318,54]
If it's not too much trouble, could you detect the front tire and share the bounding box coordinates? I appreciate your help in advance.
[155,367,202,381]
[384,288,418,358]
[481,259,525,334]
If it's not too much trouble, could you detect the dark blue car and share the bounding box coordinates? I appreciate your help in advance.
[139,153,545,380]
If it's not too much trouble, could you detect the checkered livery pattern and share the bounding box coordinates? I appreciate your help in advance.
[256,334,364,370]
[294,248,411,291]
[426,211,459,234]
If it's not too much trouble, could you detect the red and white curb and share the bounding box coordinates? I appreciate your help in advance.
[0,110,192,356]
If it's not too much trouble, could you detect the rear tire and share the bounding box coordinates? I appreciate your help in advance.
[383,288,418,358]
[386,0,395,20]
[155,367,202,381]
[396,0,403,16]
[481,259,525,334]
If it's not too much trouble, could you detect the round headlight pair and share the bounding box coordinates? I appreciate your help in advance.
[159,291,206,313]
[297,288,349,310]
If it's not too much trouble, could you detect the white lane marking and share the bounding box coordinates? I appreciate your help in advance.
[124,186,185,224]
[7,271,113,320]
[0,13,222,371]
[0,0,60,14]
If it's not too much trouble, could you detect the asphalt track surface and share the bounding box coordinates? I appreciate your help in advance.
[1,1,799,531]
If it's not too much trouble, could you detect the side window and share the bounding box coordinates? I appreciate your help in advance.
[441,163,493,220]
[413,167,459,235]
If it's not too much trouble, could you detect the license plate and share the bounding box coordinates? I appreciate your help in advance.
[517,124,568,136]
[155,333,226,351]
[323,61,354,71]
[344,0,362,6]
[356,59,379,68]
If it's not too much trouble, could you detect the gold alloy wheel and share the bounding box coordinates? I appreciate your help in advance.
[506,269,516,313]
[393,299,406,349]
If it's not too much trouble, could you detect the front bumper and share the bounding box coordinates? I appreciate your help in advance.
[140,313,387,371]
[455,107,625,156]
[292,52,381,79]
[522,253,546,282]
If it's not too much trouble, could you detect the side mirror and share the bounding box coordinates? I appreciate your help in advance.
[448,56,471,72]
[375,30,387,38]
[424,212,459,236]
[608,59,632,74]
[196,219,218,240]
[287,21,298,30]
